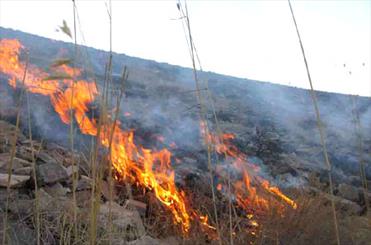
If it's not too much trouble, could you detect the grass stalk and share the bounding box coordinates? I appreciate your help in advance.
[350,96,370,225]
[288,1,340,244]
[26,91,40,245]
[1,53,29,245]
[70,0,79,241]
[105,1,114,244]
[178,1,223,243]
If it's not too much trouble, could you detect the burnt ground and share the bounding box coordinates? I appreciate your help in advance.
[0,27,370,244]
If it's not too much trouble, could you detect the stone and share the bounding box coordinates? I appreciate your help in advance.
[36,151,58,164]
[13,167,32,175]
[342,216,371,244]
[101,180,118,201]
[66,165,79,178]
[0,173,30,188]
[99,202,145,241]
[128,236,161,245]
[43,182,70,197]
[124,199,147,216]
[76,175,92,191]
[0,153,32,171]
[37,188,75,220]
[36,162,68,184]
[335,197,362,215]
[0,219,37,245]
[8,198,34,217]
[338,183,359,202]
[74,190,92,208]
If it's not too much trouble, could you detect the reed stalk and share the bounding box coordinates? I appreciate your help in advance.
[288,1,340,244]
[178,1,223,243]
[1,53,28,245]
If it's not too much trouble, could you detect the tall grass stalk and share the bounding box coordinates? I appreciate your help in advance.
[70,0,79,241]
[178,1,223,243]
[1,53,29,245]
[26,91,40,245]
[106,1,114,243]
[288,1,340,244]
[350,96,370,225]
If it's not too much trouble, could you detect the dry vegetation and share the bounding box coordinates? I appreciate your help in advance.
[0,1,370,245]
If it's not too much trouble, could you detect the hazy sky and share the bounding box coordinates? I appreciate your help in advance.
[0,0,370,96]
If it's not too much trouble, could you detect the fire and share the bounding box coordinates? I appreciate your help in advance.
[205,128,297,211]
[0,39,190,232]
[0,38,297,237]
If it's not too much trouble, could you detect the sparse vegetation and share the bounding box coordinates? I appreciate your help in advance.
[0,1,370,244]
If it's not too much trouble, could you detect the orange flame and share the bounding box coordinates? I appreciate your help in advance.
[203,124,297,210]
[0,39,190,232]
[1,38,297,236]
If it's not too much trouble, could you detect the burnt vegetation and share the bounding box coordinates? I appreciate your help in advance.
[0,15,370,245]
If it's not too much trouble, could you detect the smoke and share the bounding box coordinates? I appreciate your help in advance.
[1,27,370,188]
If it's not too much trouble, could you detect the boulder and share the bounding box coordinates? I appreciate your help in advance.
[36,151,58,164]
[323,193,363,215]
[101,180,118,201]
[66,165,79,178]
[36,162,68,184]
[0,153,32,171]
[125,199,147,216]
[337,183,359,202]
[43,182,70,197]
[0,173,30,188]
[13,167,32,175]
[0,216,36,245]
[76,175,92,191]
[99,202,145,241]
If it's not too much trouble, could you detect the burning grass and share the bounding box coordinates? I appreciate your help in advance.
[0,38,298,237]
[6,38,357,245]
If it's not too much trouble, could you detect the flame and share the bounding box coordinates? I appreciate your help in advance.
[1,38,297,236]
[204,126,297,210]
[0,39,190,232]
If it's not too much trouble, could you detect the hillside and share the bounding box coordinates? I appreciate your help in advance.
[0,27,370,244]
[1,27,370,182]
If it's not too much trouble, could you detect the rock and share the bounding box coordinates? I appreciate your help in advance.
[128,236,161,245]
[74,190,92,208]
[37,188,75,220]
[13,167,32,175]
[0,153,32,171]
[337,183,359,202]
[16,146,34,162]
[101,180,118,201]
[0,173,30,188]
[335,197,362,215]
[348,175,362,187]
[8,198,34,217]
[76,175,92,191]
[99,202,145,241]
[44,182,70,197]
[36,162,68,184]
[0,216,37,245]
[37,188,54,211]
[36,151,58,164]
[0,188,17,210]
[342,216,371,245]
[124,199,147,216]
[66,165,79,178]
